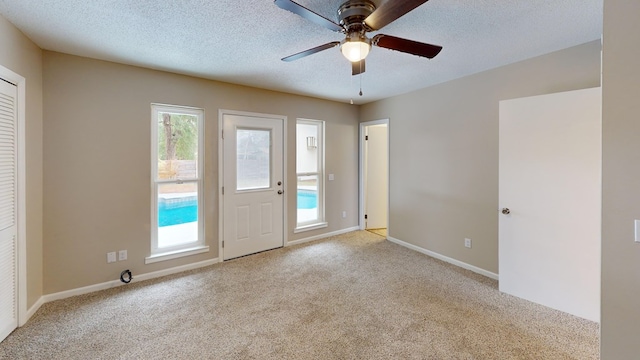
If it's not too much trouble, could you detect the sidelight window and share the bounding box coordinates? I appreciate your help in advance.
[147,104,207,263]
[295,119,326,231]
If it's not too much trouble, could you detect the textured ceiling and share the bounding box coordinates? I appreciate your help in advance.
[0,0,602,104]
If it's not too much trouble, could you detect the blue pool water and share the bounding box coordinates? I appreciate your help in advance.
[158,198,198,227]
[297,190,317,209]
[159,190,317,227]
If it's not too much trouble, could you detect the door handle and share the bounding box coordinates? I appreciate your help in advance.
[277,181,282,186]
[501,208,510,215]
[277,190,283,195]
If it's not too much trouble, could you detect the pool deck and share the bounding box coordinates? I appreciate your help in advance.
[158,221,198,248]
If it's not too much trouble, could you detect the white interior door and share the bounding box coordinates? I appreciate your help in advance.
[498,87,601,322]
[364,124,388,230]
[0,79,18,342]
[222,113,284,260]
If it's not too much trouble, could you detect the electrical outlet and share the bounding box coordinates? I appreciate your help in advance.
[464,238,472,249]
[118,250,127,261]
[342,211,347,218]
[107,252,116,263]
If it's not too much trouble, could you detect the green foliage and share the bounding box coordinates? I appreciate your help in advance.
[158,113,198,160]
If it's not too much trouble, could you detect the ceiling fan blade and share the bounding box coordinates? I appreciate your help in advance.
[364,0,430,31]
[373,34,442,59]
[352,60,366,76]
[274,0,344,33]
[281,42,341,62]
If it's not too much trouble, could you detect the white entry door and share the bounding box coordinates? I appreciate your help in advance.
[0,79,18,342]
[222,113,284,260]
[364,124,388,230]
[498,87,601,322]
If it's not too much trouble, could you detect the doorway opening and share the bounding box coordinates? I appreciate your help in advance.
[359,119,389,237]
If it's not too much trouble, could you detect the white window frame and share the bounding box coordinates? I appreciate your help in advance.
[146,104,207,264]
[295,118,327,232]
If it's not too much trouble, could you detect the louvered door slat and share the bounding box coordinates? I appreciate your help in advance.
[0,79,17,343]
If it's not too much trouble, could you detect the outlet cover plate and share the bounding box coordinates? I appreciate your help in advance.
[464,238,472,248]
[107,252,117,263]
[119,250,127,261]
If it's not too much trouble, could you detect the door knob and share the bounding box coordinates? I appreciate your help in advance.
[277,190,283,195]
[277,181,282,186]
[501,208,510,215]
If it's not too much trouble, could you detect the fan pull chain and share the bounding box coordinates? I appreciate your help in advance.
[350,71,354,104]
[359,65,363,96]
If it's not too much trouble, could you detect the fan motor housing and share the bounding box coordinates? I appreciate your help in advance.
[338,0,376,29]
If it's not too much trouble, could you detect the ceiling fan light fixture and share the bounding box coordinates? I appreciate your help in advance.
[341,38,371,62]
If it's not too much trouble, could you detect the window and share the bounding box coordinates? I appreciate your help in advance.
[147,104,207,263]
[295,119,326,231]
[236,129,271,190]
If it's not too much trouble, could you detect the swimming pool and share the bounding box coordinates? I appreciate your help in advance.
[158,198,197,227]
[158,190,317,227]
[297,189,317,209]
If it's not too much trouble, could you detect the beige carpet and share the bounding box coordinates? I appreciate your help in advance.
[367,228,387,237]
[0,231,598,359]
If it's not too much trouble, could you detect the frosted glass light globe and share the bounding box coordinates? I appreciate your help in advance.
[341,41,371,62]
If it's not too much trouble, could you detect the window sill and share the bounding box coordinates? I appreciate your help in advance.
[294,222,328,233]
[145,245,210,264]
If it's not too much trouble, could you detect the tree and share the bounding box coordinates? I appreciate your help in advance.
[162,113,176,161]
[158,113,198,161]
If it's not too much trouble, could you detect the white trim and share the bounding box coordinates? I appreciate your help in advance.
[0,65,27,327]
[287,226,360,247]
[42,257,220,303]
[144,245,209,264]
[387,236,499,280]
[218,110,224,262]
[359,119,389,232]
[294,222,328,233]
[295,118,325,228]
[25,296,44,323]
[218,109,288,261]
[150,104,205,256]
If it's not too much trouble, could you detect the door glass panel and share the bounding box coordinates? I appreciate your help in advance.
[237,129,271,190]
[297,174,318,223]
[156,112,199,180]
[157,182,198,248]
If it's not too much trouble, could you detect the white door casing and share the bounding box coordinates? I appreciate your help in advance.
[0,78,17,342]
[498,87,601,322]
[364,124,388,230]
[359,119,389,232]
[221,112,284,260]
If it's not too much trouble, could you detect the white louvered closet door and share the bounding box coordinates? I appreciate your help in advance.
[0,79,17,343]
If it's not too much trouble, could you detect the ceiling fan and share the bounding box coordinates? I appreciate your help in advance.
[274,0,443,76]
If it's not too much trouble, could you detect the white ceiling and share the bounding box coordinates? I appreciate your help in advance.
[0,0,603,104]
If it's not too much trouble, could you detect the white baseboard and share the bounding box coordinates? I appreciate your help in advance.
[286,226,360,247]
[24,229,356,324]
[387,236,499,280]
[41,257,220,304]
[20,296,45,326]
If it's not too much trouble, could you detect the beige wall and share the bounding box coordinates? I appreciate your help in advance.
[601,1,640,357]
[42,52,358,294]
[0,15,43,309]
[360,41,601,274]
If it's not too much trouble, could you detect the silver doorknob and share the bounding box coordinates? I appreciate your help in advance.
[501,208,510,215]
[277,190,283,195]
